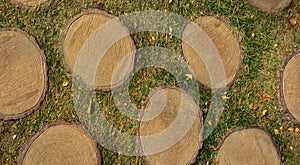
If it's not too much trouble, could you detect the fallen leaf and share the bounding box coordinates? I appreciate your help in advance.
[288,128,294,132]
[259,94,272,103]
[87,97,94,115]
[222,95,230,100]
[295,127,299,132]
[209,146,217,151]
[168,0,173,4]
[208,120,212,126]
[274,129,279,135]
[12,135,16,140]
[262,109,268,116]
[205,101,210,106]
[185,74,193,80]
[289,17,297,26]
[151,36,156,41]
[169,27,173,33]
[253,106,259,111]
[206,160,210,165]
[62,81,69,87]
[251,32,255,38]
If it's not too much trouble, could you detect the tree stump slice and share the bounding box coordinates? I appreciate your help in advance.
[182,16,242,90]
[10,0,50,7]
[18,121,101,165]
[0,28,47,120]
[138,86,203,165]
[63,9,136,91]
[280,49,300,125]
[247,0,292,13]
[216,127,282,165]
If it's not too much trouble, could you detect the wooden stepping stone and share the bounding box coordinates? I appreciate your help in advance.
[10,0,49,7]
[182,16,242,90]
[248,0,292,13]
[0,28,47,120]
[18,121,101,165]
[280,49,300,125]
[63,9,136,91]
[215,127,282,165]
[138,86,203,165]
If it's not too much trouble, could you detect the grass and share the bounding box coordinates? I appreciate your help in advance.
[0,0,300,164]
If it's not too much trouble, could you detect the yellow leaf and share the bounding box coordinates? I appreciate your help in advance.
[222,95,230,100]
[151,36,156,41]
[262,109,268,116]
[295,128,300,132]
[62,81,69,87]
[208,120,212,126]
[273,43,278,48]
[251,33,255,38]
[87,97,93,115]
[274,129,279,135]
[169,27,173,33]
[168,0,173,4]
[185,74,193,80]
[206,160,210,165]
[288,128,294,132]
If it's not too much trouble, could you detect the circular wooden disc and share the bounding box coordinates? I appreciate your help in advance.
[248,0,292,13]
[10,0,50,7]
[182,16,242,90]
[280,50,300,125]
[138,86,203,165]
[216,127,282,165]
[18,121,101,165]
[63,9,136,91]
[0,28,47,120]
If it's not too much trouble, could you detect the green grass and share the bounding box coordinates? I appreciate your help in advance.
[0,0,300,164]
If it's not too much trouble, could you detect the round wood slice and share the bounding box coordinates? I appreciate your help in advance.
[138,86,203,165]
[182,16,242,90]
[0,28,47,120]
[280,49,300,125]
[63,9,136,91]
[248,0,292,13]
[18,121,101,165]
[216,127,282,165]
[10,0,50,7]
